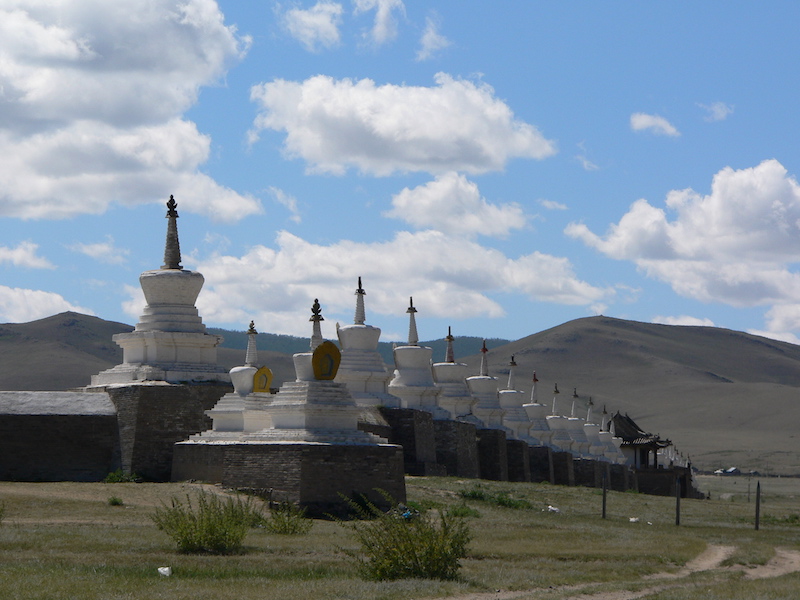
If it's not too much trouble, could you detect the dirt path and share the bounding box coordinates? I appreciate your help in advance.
[437,544,800,600]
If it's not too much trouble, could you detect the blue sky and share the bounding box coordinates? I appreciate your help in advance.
[3,1,800,344]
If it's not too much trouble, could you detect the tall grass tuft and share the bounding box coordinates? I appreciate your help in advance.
[459,484,531,509]
[259,501,313,535]
[151,490,262,554]
[341,493,471,581]
[103,469,141,483]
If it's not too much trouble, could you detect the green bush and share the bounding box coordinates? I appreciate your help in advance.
[103,469,141,483]
[107,496,124,506]
[458,485,531,509]
[342,494,471,581]
[151,490,262,554]
[257,501,313,534]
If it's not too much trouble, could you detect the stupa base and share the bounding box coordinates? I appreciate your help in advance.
[171,440,406,517]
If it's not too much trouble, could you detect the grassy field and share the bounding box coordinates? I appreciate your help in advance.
[0,475,798,600]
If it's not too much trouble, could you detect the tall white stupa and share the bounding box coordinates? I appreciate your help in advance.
[387,299,447,419]
[546,384,574,452]
[565,390,591,457]
[582,398,609,460]
[92,196,228,385]
[522,371,553,446]
[432,327,477,422]
[467,340,505,428]
[498,356,533,441]
[335,278,399,407]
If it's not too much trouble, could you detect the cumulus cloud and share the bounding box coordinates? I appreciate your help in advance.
[0,242,54,269]
[68,235,130,265]
[250,73,556,176]
[353,0,405,45]
[0,285,92,322]
[384,173,526,238]
[416,14,450,61]
[566,159,800,338]
[539,199,567,211]
[652,315,715,327]
[630,113,680,137]
[0,0,259,221]
[698,101,734,122]
[283,1,343,51]
[122,230,610,335]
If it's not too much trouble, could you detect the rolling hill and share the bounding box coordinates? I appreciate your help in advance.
[1,312,798,475]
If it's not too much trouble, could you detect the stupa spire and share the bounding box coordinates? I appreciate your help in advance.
[586,397,594,423]
[530,370,539,403]
[354,277,366,325]
[552,382,560,415]
[161,195,182,270]
[479,339,489,376]
[444,326,455,362]
[245,320,258,367]
[309,298,324,350]
[406,297,418,345]
[506,355,517,390]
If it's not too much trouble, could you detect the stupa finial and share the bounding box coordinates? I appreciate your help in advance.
[161,195,182,270]
[354,277,366,325]
[507,355,517,390]
[310,298,324,350]
[245,320,258,367]
[479,339,488,376]
[552,382,560,415]
[406,296,418,345]
[444,326,455,363]
[586,396,594,423]
[530,370,539,403]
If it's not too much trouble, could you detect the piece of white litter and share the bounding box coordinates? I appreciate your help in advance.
[647,521,653,525]
[547,505,560,513]
[157,567,172,577]
[629,517,639,523]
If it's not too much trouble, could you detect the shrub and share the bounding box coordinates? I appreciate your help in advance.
[151,490,261,554]
[104,469,141,483]
[107,496,124,506]
[458,485,531,510]
[342,493,471,581]
[447,501,481,519]
[258,501,313,535]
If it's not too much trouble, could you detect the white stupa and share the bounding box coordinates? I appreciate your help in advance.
[565,390,591,457]
[522,371,553,446]
[432,327,478,422]
[546,384,574,452]
[467,340,505,429]
[335,278,399,407]
[499,356,533,441]
[582,398,609,460]
[598,406,626,464]
[191,300,383,445]
[92,196,228,385]
[387,298,447,419]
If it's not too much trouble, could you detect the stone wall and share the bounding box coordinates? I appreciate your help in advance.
[172,441,406,517]
[0,414,119,481]
[433,420,479,478]
[477,428,508,481]
[552,451,575,486]
[529,446,554,483]
[378,407,446,476]
[106,382,230,481]
[506,439,531,482]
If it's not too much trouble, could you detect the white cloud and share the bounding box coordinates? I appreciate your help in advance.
[0,285,92,322]
[126,229,609,336]
[0,0,258,221]
[567,159,800,338]
[630,113,680,137]
[698,101,734,122]
[652,315,715,327]
[416,15,450,61]
[250,73,556,176]
[353,0,405,45]
[283,2,343,51]
[69,235,130,265]
[575,141,599,171]
[0,241,54,269]
[539,199,567,211]
[384,173,526,238]
[268,186,302,223]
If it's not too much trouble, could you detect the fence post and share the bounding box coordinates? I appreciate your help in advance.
[755,481,761,531]
[675,478,681,526]
[602,473,607,519]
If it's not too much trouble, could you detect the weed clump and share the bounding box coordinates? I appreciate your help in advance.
[258,501,313,535]
[107,496,124,506]
[341,493,471,581]
[151,490,262,554]
[104,469,141,483]
[459,484,531,509]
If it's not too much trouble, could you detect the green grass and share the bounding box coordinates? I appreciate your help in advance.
[0,476,798,599]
